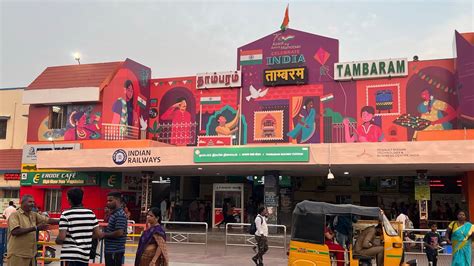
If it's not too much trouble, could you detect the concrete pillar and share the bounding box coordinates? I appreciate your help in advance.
[264,171,280,230]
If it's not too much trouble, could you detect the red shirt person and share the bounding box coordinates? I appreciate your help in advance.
[325,226,345,266]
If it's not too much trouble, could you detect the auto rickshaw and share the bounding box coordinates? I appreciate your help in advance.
[288,201,414,266]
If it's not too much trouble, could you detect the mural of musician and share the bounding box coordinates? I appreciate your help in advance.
[343,106,385,142]
[287,98,317,143]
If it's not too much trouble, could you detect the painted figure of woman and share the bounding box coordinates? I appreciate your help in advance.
[64,111,100,140]
[343,106,384,142]
[414,88,456,139]
[287,98,316,143]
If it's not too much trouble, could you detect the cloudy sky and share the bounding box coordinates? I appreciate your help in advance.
[0,0,472,88]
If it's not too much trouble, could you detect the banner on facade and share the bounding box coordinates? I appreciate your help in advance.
[20,172,97,186]
[194,146,309,163]
[22,143,81,164]
[196,71,241,89]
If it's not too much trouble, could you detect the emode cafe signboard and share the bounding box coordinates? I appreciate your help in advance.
[196,71,241,89]
[334,58,408,80]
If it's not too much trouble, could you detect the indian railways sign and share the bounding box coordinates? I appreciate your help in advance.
[334,58,408,80]
[196,71,241,89]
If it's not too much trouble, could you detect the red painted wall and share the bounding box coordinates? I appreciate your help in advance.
[20,185,111,219]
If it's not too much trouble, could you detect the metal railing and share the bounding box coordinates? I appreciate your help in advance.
[97,221,208,262]
[402,228,450,255]
[36,240,61,265]
[153,122,198,145]
[161,221,208,253]
[103,123,140,140]
[331,122,356,143]
[224,223,287,256]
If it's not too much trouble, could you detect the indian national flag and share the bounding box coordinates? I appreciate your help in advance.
[201,96,221,105]
[280,5,289,31]
[320,93,334,103]
[240,49,263,66]
[137,96,147,109]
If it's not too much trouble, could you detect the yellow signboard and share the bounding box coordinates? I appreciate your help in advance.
[415,179,430,200]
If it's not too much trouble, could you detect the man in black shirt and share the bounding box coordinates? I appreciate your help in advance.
[423,222,441,266]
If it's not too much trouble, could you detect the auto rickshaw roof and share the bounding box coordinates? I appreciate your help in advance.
[293,201,381,217]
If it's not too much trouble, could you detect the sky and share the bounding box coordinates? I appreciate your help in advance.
[0,0,472,88]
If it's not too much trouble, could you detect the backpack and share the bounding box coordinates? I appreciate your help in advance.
[404,215,414,229]
[248,216,263,235]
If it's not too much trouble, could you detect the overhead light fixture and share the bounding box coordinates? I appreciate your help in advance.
[327,143,335,180]
[327,168,335,180]
[344,171,349,175]
[47,136,56,150]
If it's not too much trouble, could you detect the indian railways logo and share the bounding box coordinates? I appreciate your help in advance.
[112,149,127,165]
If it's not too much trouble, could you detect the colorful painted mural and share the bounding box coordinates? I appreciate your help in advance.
[103,59,151,133]
[64,106,102,140]
[27,59,151,142]
[238,28,338,144]
[34,104,102,141]
[455,31,474,128]
[235,28,466,144]
[149,77,246,146]
[25,29,471,145]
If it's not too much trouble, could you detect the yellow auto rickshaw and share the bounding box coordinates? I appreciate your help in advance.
[288,201,415,266]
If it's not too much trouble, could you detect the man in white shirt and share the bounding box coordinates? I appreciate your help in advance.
[2,201,17,220]
[252,207,268,266]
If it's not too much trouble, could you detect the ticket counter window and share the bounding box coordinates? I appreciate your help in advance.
[212,183,244,228]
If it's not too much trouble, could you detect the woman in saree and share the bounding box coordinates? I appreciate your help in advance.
[446,210,474,266]
[135,207,169,266]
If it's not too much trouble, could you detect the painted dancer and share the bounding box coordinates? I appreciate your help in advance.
[287,98,316,143]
